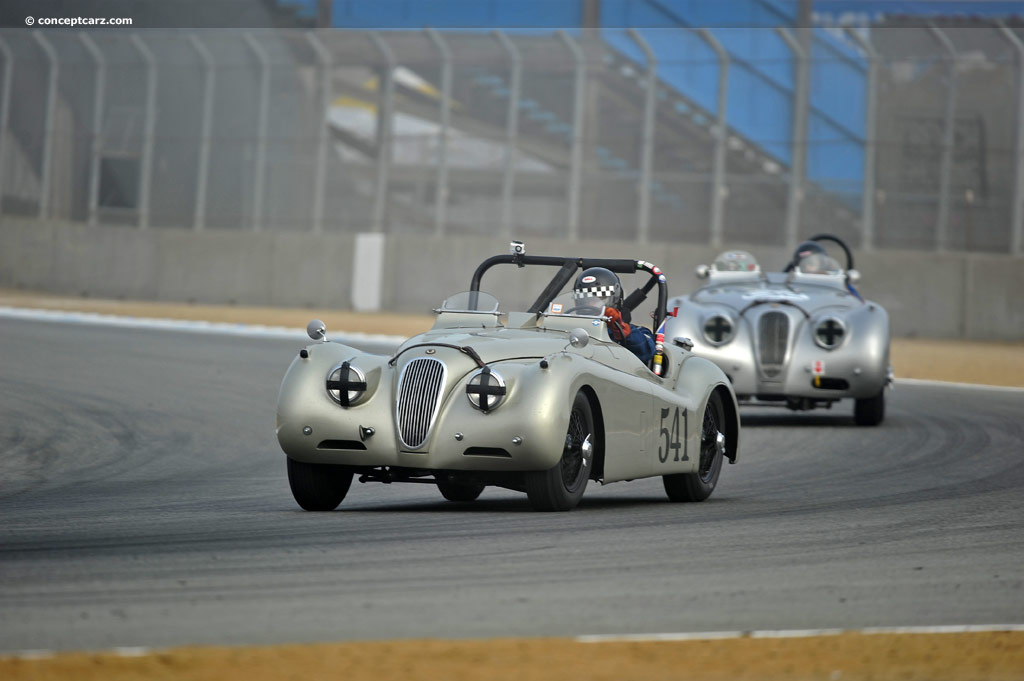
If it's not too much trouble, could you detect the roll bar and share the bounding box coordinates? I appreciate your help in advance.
[469,254,668,333]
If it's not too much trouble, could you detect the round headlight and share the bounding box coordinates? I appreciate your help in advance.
[702,313,735,346]
[813,317,846,350]
[327,361,367,407]
[466,367,506,412]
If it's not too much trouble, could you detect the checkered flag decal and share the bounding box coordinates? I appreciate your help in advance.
[573,285,619,299]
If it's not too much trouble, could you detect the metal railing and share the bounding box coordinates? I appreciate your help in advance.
[0,25,1020,254]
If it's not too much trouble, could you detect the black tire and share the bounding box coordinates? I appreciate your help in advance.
[287,457,353,511]
[525,391,595,511]
[437,481,485,502]
[663,391,726,502]
[854,390,885,426]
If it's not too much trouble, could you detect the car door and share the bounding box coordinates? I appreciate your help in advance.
[587,342,658,484]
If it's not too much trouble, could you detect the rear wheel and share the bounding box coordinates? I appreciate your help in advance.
[854,390,885,426]
[663,391,725,502]
[287,458,353,511]
[437,481,485,502]
[525,391,595,511]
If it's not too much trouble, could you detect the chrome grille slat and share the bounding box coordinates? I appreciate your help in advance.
[758,311,789,378]
[396,358,446,450]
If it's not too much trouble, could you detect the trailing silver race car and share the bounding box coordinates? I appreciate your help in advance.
[277,244,740,512]
[664,234,892,426]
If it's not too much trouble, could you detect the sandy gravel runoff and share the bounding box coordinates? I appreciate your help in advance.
[3,631,1024,681]
[2,288,1022,680]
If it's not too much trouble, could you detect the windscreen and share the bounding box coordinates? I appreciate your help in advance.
[439,291,500,313]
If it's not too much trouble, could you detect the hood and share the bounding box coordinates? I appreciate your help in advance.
[398,326,580,366]
[685,273,862,316]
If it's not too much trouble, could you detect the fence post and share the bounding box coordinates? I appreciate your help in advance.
[369,32,395,234]
[928,23,957,253]
[845,28,879,252]
[0,37,13,216]
[628,29,656,245]
[307,32,332,236]
[79,35,105,229]
[426,28,452,238]
[998,21,1024,256]
[559,30,585,243]
[243,33,270,233]
[129,34,157,230]
[494,30,521,238]
[696,28,730,249]
[776,27,807,251]
[33,32,58,221]
[188,34,215,232]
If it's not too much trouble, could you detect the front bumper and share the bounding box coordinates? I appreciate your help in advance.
[691,330,889,401]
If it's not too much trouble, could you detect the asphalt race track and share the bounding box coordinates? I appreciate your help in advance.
[1,316,1022,654]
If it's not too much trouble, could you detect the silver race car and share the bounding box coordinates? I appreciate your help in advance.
[664,234,892,426]
[277,244,740,512]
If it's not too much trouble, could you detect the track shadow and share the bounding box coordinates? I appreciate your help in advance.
[740,411,860,427]
[281,489,734,514]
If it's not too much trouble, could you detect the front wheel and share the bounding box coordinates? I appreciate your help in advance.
[663,391,726,502]
[525,391,595,511]
[854,390,885,426]
[287,458,353,511]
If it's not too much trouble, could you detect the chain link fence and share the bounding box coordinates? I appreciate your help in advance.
[0,25,1021,253]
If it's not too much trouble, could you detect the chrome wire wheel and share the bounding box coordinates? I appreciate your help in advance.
[699,397,725,484]
[560,409,591,493]
[663,390,727,503]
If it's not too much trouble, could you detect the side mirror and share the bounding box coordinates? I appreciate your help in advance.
[673,336,694,351]
[695,264,710,280]
[306,319,327,341]
[847,269,861,284]
[568,328,590,349]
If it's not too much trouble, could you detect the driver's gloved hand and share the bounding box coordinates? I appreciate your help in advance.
[604,307,631,341]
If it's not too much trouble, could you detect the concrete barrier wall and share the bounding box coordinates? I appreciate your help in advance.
[0,218,355,309]
[1,217,1021,341]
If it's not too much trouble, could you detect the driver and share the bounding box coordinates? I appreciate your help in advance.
[573,267,655,364]
[790,239,863,299]
[790,240,839,275]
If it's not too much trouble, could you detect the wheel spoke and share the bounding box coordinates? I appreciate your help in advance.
[699,402,721,482]
[561,408,588,487]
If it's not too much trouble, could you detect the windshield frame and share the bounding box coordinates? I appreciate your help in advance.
[435,290,501,315]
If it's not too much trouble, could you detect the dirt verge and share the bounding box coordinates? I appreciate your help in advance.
[3,631,1023,681]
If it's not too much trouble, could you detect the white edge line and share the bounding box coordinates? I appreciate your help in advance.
[575,623,1024,643]
[896,377,1024,393]
[0,306,407,346]
[5,646,151,660]
[6,625,1024,658]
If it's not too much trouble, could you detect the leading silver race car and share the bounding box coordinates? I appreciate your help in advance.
[276,245,740,512]
[664,234,892,426]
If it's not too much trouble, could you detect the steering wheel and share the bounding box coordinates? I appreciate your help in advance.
[561,305,605,316]
[785,233,854,272]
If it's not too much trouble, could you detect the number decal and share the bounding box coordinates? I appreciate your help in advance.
[658,406,688,463]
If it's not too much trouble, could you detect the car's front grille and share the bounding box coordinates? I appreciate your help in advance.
[395,357,446,450]
[758,311,789,378]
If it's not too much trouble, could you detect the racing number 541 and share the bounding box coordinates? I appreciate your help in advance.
[658,407,687,464]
